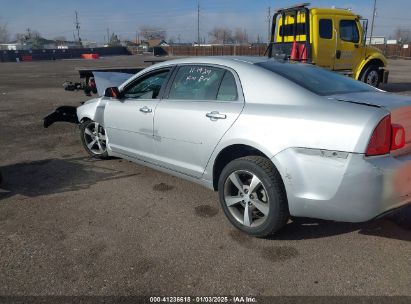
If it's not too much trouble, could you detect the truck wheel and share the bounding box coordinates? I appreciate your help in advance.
[80,120,110,159]
[360,65,380,87]
[218,156,289,237]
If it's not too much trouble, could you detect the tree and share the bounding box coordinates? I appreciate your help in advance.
[109,33,121,46]
[208,27,233,44]
[393,27,411,44]
[14,29,44,49]
[233,28,248,45]
[0,23,10,43]
[139,26,167,41]
[53,36,67,43]
[27,29,42,49]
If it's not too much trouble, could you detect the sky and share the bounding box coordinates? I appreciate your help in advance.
[1,0,410,43]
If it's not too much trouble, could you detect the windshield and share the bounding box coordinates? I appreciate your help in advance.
[256,61,377,96]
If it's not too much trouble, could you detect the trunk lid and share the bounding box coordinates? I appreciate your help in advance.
[328,91,411,156]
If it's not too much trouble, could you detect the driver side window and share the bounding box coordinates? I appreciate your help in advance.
[123,70,170,99]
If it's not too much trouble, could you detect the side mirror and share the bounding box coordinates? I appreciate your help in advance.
[104,87,121,99]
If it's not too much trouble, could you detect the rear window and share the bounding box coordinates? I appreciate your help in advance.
[256,61,376,96]
[278,23,306,37]
[319,19,333,39]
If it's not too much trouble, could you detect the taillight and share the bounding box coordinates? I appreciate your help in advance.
[366,115,406,156]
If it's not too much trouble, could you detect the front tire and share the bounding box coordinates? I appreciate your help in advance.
[80,120,110,159]
[360,64,380,87]
[218,156,289,237]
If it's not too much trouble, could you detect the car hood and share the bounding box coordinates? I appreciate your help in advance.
[328,91,411,111]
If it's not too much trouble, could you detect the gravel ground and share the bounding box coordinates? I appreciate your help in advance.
[0,56,410,297]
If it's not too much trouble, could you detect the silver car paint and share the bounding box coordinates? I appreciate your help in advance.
[76,57,411,222]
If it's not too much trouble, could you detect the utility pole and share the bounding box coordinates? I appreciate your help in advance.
[369,0,377,43]
[197,2,200,45]
[267,7,272,43]
[75,10,81,44]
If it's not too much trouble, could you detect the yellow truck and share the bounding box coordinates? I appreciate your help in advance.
[267,3,389,87]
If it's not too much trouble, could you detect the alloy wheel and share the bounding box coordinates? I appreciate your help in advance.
[223,170,270,228]
[83,121,107,155]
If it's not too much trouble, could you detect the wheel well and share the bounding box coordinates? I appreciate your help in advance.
[80,117,91,123]
[360,59,385,80]
[212,144,269,191]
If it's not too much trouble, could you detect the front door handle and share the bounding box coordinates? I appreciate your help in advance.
[206,111,227,120]
[336,50,341,59]
[139,106,152,113]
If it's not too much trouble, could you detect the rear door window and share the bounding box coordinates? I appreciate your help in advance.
[319,19,333,39]
[168,66,225,101]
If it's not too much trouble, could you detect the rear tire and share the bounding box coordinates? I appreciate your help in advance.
[218,156,289,237]
[80,120,110,159]
[360,64,380,88]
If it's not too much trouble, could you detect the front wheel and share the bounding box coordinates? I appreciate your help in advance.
[218,156,289,237]
[80,120,110,159]
[360,64,380,87]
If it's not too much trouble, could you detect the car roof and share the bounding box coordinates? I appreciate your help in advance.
[147,56,271,70]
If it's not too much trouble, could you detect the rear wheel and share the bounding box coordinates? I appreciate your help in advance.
[218,156,289,237]
[80,120,110,159]
[360,64,380,87]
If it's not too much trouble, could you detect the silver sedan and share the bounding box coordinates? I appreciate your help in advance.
[75,56,411,237]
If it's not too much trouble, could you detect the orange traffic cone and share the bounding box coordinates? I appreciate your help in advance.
[298,43,307,62]
[290,40,299,61]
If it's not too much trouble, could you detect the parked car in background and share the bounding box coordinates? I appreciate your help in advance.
[54,56,411,237]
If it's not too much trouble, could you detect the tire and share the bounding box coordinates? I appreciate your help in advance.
[218,156,289,237]
[80,120,110,159]
[360,64,380,88]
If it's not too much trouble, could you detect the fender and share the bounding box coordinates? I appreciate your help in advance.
[354,52,388,81]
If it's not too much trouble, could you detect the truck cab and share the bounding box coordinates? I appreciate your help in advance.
[267,3,389,87]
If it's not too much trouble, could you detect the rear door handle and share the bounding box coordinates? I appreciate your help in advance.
[139,106,152,113]
[206,111,227,120]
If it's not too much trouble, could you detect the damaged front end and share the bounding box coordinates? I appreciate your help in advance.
[43,106,79,128]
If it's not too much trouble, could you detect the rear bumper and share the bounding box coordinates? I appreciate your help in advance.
[273,148,411,222]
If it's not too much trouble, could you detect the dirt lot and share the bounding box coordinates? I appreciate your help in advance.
[0,56,410,297]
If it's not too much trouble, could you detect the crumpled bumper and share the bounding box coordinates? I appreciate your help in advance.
[43,106,79,128]
[273,148,411,222]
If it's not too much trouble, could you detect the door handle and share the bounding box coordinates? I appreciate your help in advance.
[139,106,152,113]
[206,111,227,120]
[336,50,341,59]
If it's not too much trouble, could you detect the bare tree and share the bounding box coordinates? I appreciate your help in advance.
[108,33,121,46]
[15,29,43,49]
[139,26,167,41]
[393,27,411,43]
[233,28,248,45]
[53,36,67,43]
[209,27,233,44]
[0,23,10,43]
